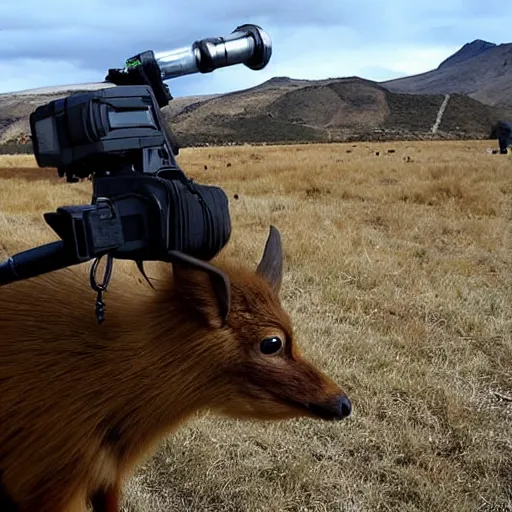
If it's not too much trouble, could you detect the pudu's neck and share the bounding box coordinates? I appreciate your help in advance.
[98,279,228,465]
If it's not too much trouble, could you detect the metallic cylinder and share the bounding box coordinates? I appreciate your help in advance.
[153,24,272,80]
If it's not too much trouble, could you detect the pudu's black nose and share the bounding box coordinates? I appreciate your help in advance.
[308,394,352,421]
[338,394,352,419]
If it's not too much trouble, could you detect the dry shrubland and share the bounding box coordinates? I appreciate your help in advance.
[0,140,511,512]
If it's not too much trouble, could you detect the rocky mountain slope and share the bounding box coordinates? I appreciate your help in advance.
[383,39,512,114]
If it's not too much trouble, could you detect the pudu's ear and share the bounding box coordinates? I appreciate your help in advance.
[168,250,231,329]
[256,225,284,294]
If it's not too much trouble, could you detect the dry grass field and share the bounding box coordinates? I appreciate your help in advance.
[0,140,511,511]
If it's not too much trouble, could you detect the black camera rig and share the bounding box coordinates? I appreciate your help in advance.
[0,24,272,323]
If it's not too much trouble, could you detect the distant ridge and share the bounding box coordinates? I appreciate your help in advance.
[383,39,512,114]
[438,39,496,68]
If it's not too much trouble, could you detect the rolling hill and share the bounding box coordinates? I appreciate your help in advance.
[163,77,502,146]
[0,38,510,148]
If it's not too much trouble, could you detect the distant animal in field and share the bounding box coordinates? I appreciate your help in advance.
[0,225,351,512]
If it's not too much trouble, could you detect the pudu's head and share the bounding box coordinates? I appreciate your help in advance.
[169,226,351,423]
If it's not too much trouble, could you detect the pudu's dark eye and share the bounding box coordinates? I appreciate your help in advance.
[260,336,283,355]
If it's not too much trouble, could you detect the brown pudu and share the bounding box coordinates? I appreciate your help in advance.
[0,225,351,512]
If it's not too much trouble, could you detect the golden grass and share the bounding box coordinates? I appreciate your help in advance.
[1,140,511,511]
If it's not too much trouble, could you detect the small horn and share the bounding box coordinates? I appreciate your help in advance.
[256,225,283,293]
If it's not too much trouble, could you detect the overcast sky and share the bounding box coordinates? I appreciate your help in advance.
[0,0,510,97]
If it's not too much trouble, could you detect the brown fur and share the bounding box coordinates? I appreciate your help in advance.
[0,232,349,512]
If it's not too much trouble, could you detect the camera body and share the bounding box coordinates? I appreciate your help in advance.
[30,85,173,176]
[29,84,231,264]
[28,84,231,264]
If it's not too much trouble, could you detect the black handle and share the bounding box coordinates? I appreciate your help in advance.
[0,241,84,286]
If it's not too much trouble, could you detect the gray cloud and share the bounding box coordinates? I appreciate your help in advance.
[0,0,510,96]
